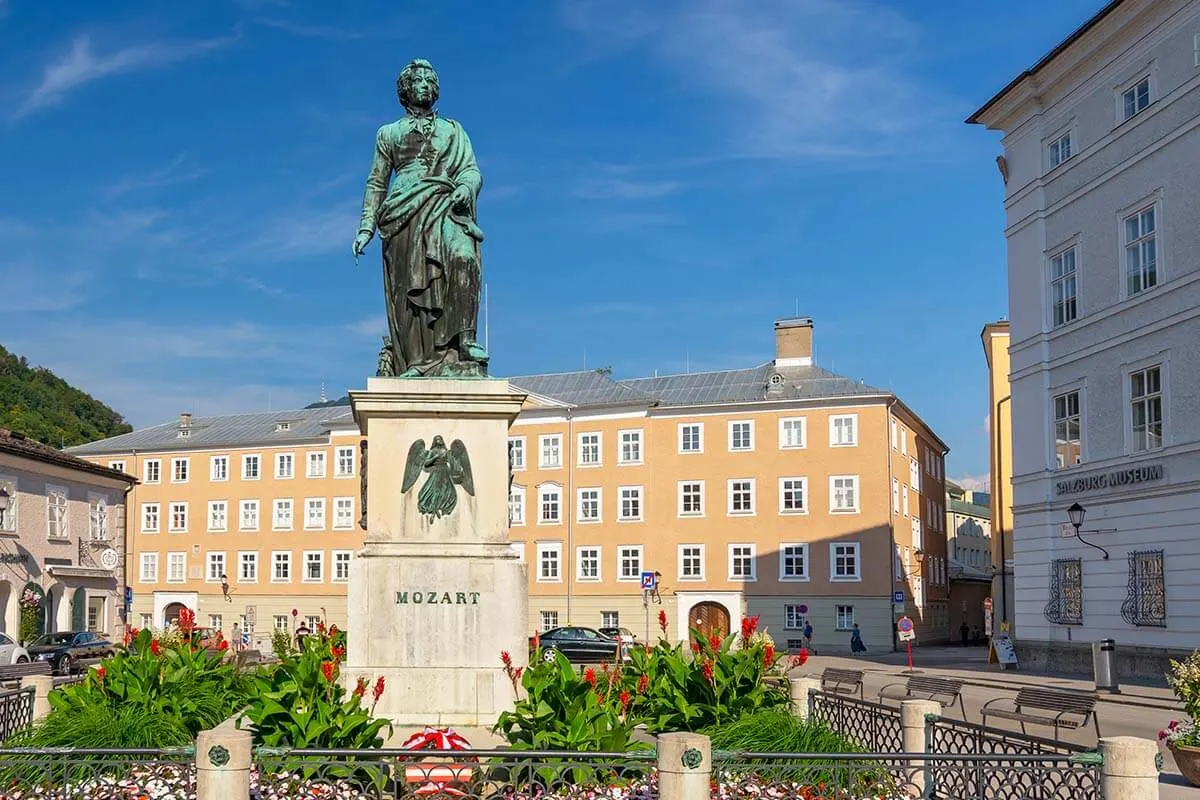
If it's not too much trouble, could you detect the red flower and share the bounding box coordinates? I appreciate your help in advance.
[790,649,810,668]
[637,673,649,693]
[332,646,345,663]
[500,650,513,668]
[741,615,760,641]
[178,607,195,634]
[354,677,368,699]
[373,676,386,702]
[764,644,776,669]
[96,666,105,682]
[317,621,327,635]
[691,641,700,654]
[217,640,229,652]
[708,634,722,651]
[329,624,338,635]
[150,639,162,657]
[619,690,631,711]
[584,667,598,687]
[321,661,335,682]
[597,693,606,705]
[657,610,668,634]
[513,666,524,681]
[701,658,715,683]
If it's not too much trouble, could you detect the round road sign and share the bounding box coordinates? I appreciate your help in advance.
[897,616,914,633]
[798,604,808,614]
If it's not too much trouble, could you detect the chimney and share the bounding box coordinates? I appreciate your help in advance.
[774,317,813,367]
[180,412,192,428]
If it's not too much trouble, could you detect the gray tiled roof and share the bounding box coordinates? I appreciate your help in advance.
[67,406,355,456]
[507,371,654,408]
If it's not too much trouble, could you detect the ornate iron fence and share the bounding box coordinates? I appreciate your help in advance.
[0,746,195,798]
[0,688,33,744]
[809,690,904,752]
[926,714,1092,756]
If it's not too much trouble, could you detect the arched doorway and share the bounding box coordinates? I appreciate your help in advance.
[688,601,731,642]
[163,602,188,628]
[46,583,68,633]
[0,581,11,635]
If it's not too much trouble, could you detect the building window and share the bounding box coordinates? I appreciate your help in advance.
[508,437,525,470]
[144,459,161,484]
[1048,130,1072,168]
[729,544,755,580]
[141,502,159,534]
[831,542,861,581]
[169,503,188,533]
[830,415,857,447]
[108,460,126,473]
[780,544,808,581]
[902,484,909,516]
[1053,390,1082,467]
[305,498,326,529]
[273,499,293,530]
[619,430,643,464]
[835,605,855,631]
[540,611,559,632]
[539,486,561,524]
[909,460,920,491]
[207,552,226,582]
[728,479,754,515]
[140,553,158,583]
[140,613,154,629]
[901,428,908,454]
[335,446,356,477]
[243,455,260,480]
[1124,206,1157,296]
[537,543,562,582]
[274,615,289,632]
[577,488,600,522]
[272,552,291,582]
[333,498,354,529]
[912,518,923,552]
[891,420,898,449]
[167,553,186,583]
[1130,366,1163,452]
[1045,558,1083,625]
[729,421,753,452]
[601,611,620,628]
[172,458,189,483]
[539,435,562,469]
[678,423,702,453]
[333,551,352,582]
[618,546,642,581]
[619,486,642,521]
[679,545,703,580]
[1121,550,1166,627]
[892,480,900,515]
[304,552,324,582]
[579,433,601,466]
[307,451,326,478]
[780,478,807,514]
[508,486,525,526]
[784,605,805,630]
[208,501,228,532]
[1050,247,1078,327]
[239,552,257,583]
[210,456,229,481]
[679,481,703,516]
[1121,76,1151,121]
[577,547,600,581]
[276,453,294,479]
[304,615,320,631]
[830,476,859,513]
[779,417,806,449]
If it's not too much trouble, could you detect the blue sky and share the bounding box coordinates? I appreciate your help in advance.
[0,0,1107,480]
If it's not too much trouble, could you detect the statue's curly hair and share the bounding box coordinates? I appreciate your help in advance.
[396,59,440,110]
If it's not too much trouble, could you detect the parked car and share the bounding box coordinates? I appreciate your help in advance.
[598,627,637,645]
[538,627,627,664]
[27,631,115,675]
[0,632,29,665]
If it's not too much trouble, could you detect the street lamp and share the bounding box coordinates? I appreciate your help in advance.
[0,487,10,528]
[1066,502,1109,560]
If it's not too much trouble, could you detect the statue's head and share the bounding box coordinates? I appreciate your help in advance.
[431,435,446,448]
[396,59,439,112]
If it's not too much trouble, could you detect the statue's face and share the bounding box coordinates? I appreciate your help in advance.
[403,67,438,109]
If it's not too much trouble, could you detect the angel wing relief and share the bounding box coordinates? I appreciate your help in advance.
[401,435,476,520]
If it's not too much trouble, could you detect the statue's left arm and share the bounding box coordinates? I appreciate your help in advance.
[452,123,483,202]
[359,126,393,236]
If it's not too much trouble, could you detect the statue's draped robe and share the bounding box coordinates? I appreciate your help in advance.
[359,113,483,375]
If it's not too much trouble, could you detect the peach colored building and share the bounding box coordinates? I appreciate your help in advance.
[72,318,950,653]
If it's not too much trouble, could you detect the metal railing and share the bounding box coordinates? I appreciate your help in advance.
[0,746,195,798]
[808,689,904,753]
[0,687,33,744]
[926,714,1093,757]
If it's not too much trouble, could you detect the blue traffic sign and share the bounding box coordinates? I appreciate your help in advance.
[897,616,914,633]
[640,571,657,590]
[893,591,905,604]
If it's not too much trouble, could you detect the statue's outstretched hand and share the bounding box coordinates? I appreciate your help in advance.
[352,231,373,258]
[450,184,473,212]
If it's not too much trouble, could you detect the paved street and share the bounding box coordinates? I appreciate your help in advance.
[791,645,1196,797]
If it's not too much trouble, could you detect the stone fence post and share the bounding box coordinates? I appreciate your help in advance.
[195,716,252,800]
[900,699,940,797]
[658,731,711,800]
[24,675,53,722]
[1099,737,1159,800]
[789,677,822,722]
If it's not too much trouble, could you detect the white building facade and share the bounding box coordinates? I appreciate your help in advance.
[971,0,1200,677]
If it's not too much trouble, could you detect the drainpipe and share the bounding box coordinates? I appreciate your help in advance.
[566,409,574,625]
[886,399,898,653]
[120,463,136,633]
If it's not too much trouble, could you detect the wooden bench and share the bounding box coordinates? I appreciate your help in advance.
[0,661,51,687]
[981,686,1100,739]
[878,675,967,719]
[820,667,864,700]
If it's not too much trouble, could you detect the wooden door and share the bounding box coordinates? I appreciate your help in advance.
[688,602,731,641]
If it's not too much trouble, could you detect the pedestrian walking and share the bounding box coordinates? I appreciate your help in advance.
[850,624,867,655]
[803,620,814,654]
[960,621,970,646]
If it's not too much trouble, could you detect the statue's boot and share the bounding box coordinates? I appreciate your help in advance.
[460,337,489,366]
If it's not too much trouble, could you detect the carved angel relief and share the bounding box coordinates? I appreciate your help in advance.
[401,435,475,520]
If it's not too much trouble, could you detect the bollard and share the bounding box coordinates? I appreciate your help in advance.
[1099,736,1159,800]
[24,675,54,723]
[900,699,940,797]
[658,731,711,800]
[195,721,252,800]
[789,677,822,723]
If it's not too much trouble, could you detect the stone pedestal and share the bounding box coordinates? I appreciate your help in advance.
[344,378,529,727]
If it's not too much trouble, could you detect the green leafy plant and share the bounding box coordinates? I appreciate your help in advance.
[1168,650,1200,721]
[17,587,41,646]
[7,702,192,748]
[271,628,295,661]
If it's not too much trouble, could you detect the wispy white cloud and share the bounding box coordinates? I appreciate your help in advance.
[952,474,991,493]
[0,264,92,312]
[573,178,684,200]
[14,31,240,119]
[103,154,207,199]
[256,17,364,40]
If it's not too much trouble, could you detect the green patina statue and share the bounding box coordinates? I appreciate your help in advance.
[354,59,488,378]
[401,435,475,520]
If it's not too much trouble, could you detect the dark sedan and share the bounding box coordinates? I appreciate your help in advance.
[27,631,115,675]
[538,627,626,664]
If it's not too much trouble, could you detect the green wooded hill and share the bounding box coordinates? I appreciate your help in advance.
[0,345,132,447]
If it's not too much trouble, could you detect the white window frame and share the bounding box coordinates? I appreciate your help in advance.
[892,479,900,515]
[727,478,755,516]
[210,456,229,482]
[1122,200,1160,298]
[1118,73,1152,122]
[333,497,354,530]
[87,492,109,541]
[333,550,352,582]
[539,435,563,469]
[576,546,601,581]
[273,499,293,531]
[538,484,562,525]
[728,543,756,581]
[901,428,908,454]
[678,480,704,517]
[508,437,526,471]
[617,545,643,582]
[242,454,261,481]
[728,420,754,452]
[912,517,923,552]
[167,552,186,584]
[1127,359,1167,453]
[779,543,809,582]
[207,500,228,532]
[171,457,190,484]
[305,498,326,530]
[618,429,643,465]
[835,604,855,631]
[779,477,807,515]
[785,604,805,630]
[141,502,159,534]
[108,460,126,473]
[169,502,188,533]
[576,487,601,523]
[830,475,860,513]
[677,422,703,454]
[1052,387,1084,468]
[306,451,327,478]
[239,500,259,532]
[139,553,158,583]
[600,611,620,629]
[779,417,807,449]
[830,542,862,582]
[275,452,295,480]
[1047,128,1073,170]
[508,485,526,526]
[144,459,161,484]
[271,551,291,583]
[540,611,559,633]
[577,432,602,467]
[678,544,704,581]
[618,485,643,522]
[206,552,226,583]
[830,414,858,447]
[1049,244,1079,328]
[536,542,562,583]
[303,551,324,583]
[890,420,898,449]
[238,551,258,583]
[909,460,921,491]
[902,484,910,516]
[335,446,356,478]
